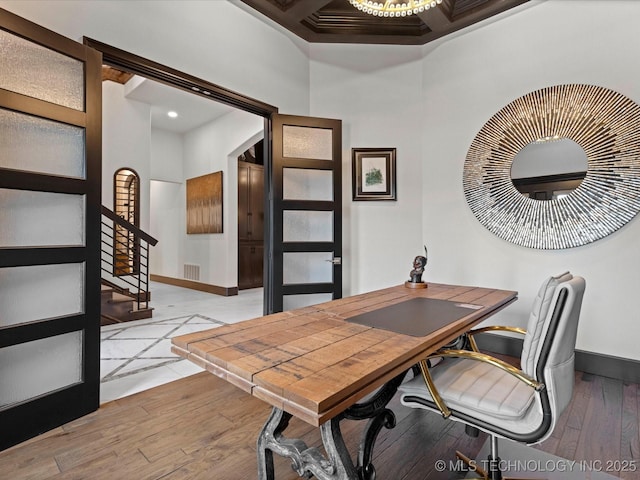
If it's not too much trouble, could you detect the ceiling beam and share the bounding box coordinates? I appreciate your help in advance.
[239,0,333,39]
[421,0,528,37]
[417,6,451,33]
[101,65,134,84]
[239,0,333,24]
[287,0,334,21]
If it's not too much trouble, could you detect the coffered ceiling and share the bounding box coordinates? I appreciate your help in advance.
[239,0,529,45]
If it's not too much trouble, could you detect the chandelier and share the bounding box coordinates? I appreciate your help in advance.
[349,0,443,17]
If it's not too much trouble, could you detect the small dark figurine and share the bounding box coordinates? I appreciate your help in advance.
[406,245,429,288]
[409,255,427,283]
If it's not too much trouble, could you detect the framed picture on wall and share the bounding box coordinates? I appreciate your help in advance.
[352,147,397,201]
[186,171,223,233]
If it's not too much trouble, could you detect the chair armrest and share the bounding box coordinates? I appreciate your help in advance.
[465,326,526,352]
[468,325,527,336]
[415,349,543,419]
[417,359,452,418]
[432,349,544,391]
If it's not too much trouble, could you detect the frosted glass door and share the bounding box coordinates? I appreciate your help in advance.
[0,10,101,451]
[268,114,342,313]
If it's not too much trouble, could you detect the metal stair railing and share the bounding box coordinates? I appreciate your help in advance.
[101,205,158,312]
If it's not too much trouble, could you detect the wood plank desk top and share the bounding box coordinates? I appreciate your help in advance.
[171,283,517,426]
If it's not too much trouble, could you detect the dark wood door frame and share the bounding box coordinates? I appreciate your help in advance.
[83,38,278,117]
[270,114,343,313]
[83,38,279,314]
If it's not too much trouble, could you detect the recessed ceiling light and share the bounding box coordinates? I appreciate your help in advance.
[167,111,178,118]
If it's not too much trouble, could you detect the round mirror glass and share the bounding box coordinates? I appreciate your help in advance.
[510,138,588,200]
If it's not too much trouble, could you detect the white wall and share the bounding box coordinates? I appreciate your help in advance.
[0,0,311,115]
[310,0,640,361]
[149,179,183,278]
[149,128,183,278]
[182,110,263,287]
[150,129,183,183]
[419,0,640,361]
[102,81,151,231]
[148,110,263,287]
[310,46,426,296]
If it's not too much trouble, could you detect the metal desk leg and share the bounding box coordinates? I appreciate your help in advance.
[257,407,356,480]
[344,371,407,480]
[256,371,407,480]
[257,407,292,480]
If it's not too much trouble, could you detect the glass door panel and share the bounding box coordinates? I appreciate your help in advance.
[282,125,333,160]
[0,109,86,178]
[0,263,85,327]
[0,28,84,110]
[283,252,333,284]
[0,331,83,409]
[283,210,333,243]
[0,189,85,247]
[283,168,333,201]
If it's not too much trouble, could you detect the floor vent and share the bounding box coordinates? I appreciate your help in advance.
[184,263,200,281]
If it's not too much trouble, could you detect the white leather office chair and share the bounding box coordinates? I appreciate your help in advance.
[399,272,586,480]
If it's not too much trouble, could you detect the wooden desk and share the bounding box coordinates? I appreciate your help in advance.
[172,283,517,480]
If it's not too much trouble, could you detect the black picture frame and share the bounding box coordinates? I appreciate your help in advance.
[352,148,397,201]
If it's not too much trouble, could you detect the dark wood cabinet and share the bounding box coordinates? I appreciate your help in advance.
[238,161,264,289]
[238,243,264,290]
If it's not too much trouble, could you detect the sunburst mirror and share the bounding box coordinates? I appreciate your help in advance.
[463,84,640,249]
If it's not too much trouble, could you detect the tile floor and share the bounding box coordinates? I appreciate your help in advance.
[100,281,263,404]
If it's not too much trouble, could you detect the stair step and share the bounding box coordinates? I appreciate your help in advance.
[100,313,123,326]
[126,307,154,321]
[101,279,154,323]
[101,281,151,302]
[108,292,135,304]
[101,285,115,302]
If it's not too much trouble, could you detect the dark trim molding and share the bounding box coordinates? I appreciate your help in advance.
[0,246,85,268]
[0,89,86,127]
[150,274,238,297]
[0,169,86,194]
[476,332,640,384]
[83,37,278,118]
[0,314,85,348]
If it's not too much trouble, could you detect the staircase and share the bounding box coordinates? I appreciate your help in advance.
[100,284,154,325]
[101,206,158,326]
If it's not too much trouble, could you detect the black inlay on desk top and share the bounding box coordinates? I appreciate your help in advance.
[346,297,481,337]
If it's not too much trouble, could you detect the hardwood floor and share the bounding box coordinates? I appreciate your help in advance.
[1,370,638,479]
